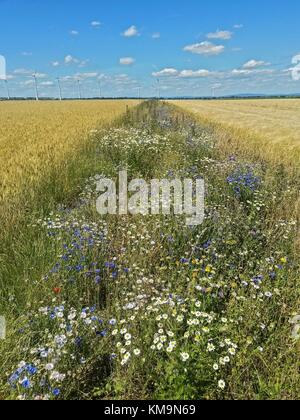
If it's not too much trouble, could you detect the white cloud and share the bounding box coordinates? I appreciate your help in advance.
[40,81,54,86]
[122,25,139,38]
[207,30,233,40]
[120,57,135,66]
[152,68,212,78]
[13,68,33,75]
[152,32,161,39]
[51,61,60,67]
[70,30,79,36]
[234,24,244,29]
[232,68,274,76]
[243,59,270,69]
[152,68,179,77]
[292,53,300,64]
[21,52,32,56]
[78,59,90,68]
[91,21,101,27]
[60,76,74,82]
[75,72,98,79]
[184,41,225,56]
[23,80,34,86]
[65,55,79,65]
[13,69,46,79]
[33,72,47,79]
[179,69,211,78]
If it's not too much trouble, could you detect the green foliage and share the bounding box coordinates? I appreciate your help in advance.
[0,102,299,400]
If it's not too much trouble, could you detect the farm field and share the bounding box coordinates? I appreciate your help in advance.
[0,100,139,280]
[171,99,300,171]
[0,100,299,401]
[0,100,139,202]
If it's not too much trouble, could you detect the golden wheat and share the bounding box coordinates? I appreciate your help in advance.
[171,99,300,170]
[0,100,139,200]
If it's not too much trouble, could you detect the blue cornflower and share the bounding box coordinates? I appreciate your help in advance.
[8,372,19,385]
[21,378,31,389]
[96,330,107,337]
[26,364,37,376]
[52,388,60,397]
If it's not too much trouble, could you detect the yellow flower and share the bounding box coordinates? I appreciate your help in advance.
[205,265,213,273]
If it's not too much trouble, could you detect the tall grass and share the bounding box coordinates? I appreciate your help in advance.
[0,101,299,400]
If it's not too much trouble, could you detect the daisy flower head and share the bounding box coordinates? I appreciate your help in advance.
[218,380,226,390]
[180,352,190,362]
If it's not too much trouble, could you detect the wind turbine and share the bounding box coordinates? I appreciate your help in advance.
[98,80,102,98]
[4,79,10,100]
[32,72,39,101]
[77,79,82,99]
[157,79,161,100]
[56,77,62,101]
[211,83,221,99]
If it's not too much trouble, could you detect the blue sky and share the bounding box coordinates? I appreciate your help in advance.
[1,0,300,97]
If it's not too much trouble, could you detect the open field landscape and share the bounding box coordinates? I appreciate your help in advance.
[0,100,299,401]
[172,100,300,171]
[0,100,138,202]
[1,0,300,404]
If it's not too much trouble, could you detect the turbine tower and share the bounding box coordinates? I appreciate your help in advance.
[77,79,82,100]
[32,73,39,101]
[56,77,62,101]
[4,79,10,100]
[157,79,160,100]
[98,80,102,98]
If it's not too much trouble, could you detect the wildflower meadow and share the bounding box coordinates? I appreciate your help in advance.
[0,101,299,400]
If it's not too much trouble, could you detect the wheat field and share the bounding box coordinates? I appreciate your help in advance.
[0,100,138,201]
[171,99,300,170]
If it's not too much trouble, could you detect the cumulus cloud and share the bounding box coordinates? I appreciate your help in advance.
[75,72,98,80]
[183,41,225,56]
[292,53,300,64]
[40,81,54,86]
[23,80,34,86]
[179,69,211,78]
[232,68,274,76]
[207,30,233,40]
[152,68,212,78]
[152,32,161,39]
[120,57,135,65]
[64,55,79,65]
[91,21,101,27]
[122,25,139,37]
[152,68,179,77]
[70,30,79,36]
[13,68,33,75]
[51,61,60,67]
[34,72,47,79]
[243,59,270,69]
[78,59,90,68]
